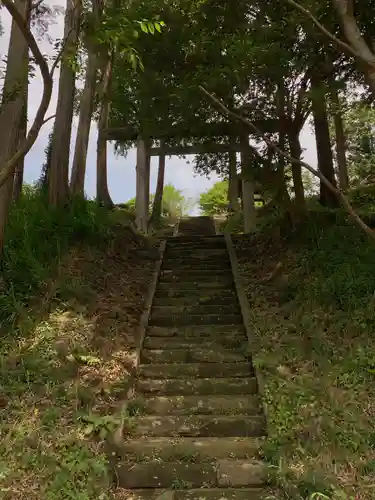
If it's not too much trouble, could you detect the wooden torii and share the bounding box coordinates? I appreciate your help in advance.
[103,119,278,233]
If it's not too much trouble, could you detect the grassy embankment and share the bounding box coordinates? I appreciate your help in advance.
[0,188,169,500]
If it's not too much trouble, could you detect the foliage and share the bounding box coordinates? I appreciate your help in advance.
[199,180,229,216]
[0,186,112,327]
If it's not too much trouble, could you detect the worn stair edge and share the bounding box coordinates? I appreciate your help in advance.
[224,233,269,434]
[136,377,258,396]
[140,347,248,364]
[115,436,265,462]
[128,394,261,415]
[113,488,268,500]
[152,296,239,307]
[115,459,266,488]
[138,362,252,379]
[150,305,241,317]
[146,325,246,337]
[143,335,246,349]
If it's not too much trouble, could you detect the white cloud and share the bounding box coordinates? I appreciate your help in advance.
[0,5,317,207]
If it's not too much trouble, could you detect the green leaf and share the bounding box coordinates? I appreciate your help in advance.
[140,22,148,33]
[154,22,161,33]
[148,22,155,35]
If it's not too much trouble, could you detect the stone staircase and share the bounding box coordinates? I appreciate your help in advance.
[115,218,268,499]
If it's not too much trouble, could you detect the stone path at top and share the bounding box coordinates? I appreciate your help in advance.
[115,216,269,499]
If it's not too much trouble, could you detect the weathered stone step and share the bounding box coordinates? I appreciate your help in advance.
[160,271,233,282]
[138,362,252,379]
[156,282,234,293]
[164,249,228,258]
[150,305,240,320]
[143,335,246,350]
[162,262,231,271]
[153,295,238,307]
[166,239,226,248]
[154,288,236,300]
[113,488,267,500]
[149,314,242,327]
[116,459,266,488]
[126,414,266,438]
[130,394,261,415]
[136,377,257,395]
[118,436,264,463]
[163,255,230,265]
[141,348,246,364]
[146,325,246,338]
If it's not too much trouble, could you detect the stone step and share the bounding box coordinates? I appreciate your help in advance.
[118,436,264,463]
[164,249,228,258]
[156,282,234,293]
[150,305,241,320]
[166,239,226,248]
[162,255,230,265]
[154,288,237,300]
[113,488,267,500]
[130,394,261,415]
[143,335,246,350]
[149,314,242,327]
[161,262,231,271]
[141,348,247,364]
[136,377,257,396]
[152,295,238,307]
[126,415,266,438]
[138,362,252,379]
[159,272,233,282]
[146,325,246,338]
[116,459,266,489]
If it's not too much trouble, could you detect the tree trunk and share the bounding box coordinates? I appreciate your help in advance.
[288,128,306,212]
[96,52,114,208]
[333,0,375,97]
[136,137,149,233]
[12,94,27,201]
[0,0,30,252]
[70,0,101,196]
[150,140,166,226]
[228,148,239,212]
[311,74,338,207]
[241,136,256,233]
[330,85,349,191]
[48,0,81,206]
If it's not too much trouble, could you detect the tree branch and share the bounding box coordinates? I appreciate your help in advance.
[199,85,375,241]
[285,0,372,65]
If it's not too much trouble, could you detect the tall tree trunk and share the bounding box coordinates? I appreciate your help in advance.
[96,52,114,208]
[48,0,81,206]
[12,94,28,201]
[288,127,306,212]
[228,147,239,212]
[70,0,101,196]
[311,74,338,207]
[150,140,166,226]
[241,135,256,233]
[275,83,292,208]
[330,85,349,191]
[0,0,30,252]
[136,137,149,233]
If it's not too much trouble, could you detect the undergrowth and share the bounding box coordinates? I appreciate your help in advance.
[0,187,159,500]
[236,216,375,500]
[1,187,112,328]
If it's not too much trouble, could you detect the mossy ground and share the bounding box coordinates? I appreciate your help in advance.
[235,218,375,500]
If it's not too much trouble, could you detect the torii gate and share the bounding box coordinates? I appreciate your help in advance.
[102,119,278,233]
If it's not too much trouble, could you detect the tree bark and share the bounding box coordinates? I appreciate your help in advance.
[150,140,166,226]
[288,128,306,212]
[330,85,349,191]
[136,137,149,233]
[240,135,256,233]
[311,73,338,207]
[96,53,114,208]
[70,0,101,196]
[12,93,28,201]
[333,0,375,97]
[228,142,239,212]
[48,0,81,206]
[0,0,30,252]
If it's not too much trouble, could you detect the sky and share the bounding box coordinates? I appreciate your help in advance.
[0,3,318,210]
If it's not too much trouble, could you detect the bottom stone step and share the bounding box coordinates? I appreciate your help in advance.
[116,459,266,488]
[114,488,268,500]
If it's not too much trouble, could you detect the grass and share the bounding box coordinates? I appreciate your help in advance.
[235,216,375,500]
[0,188,164,500]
